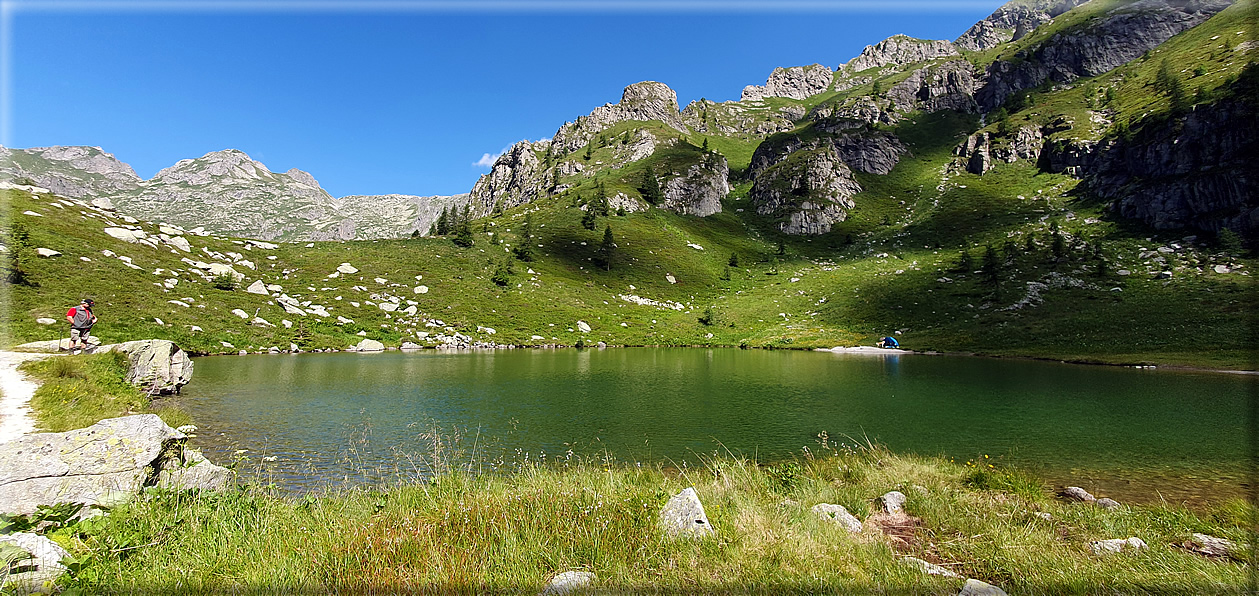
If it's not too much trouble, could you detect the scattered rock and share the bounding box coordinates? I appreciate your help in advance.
[902,556,960,578]
[354,338,385,352]
[35,247,61,257]
[658,487,714,538]
[1061,486,1096,502]
[104,227,145,243]
[35,317,55,325]
[1032,511,1053,521]
[231,308,250,319]
[576,321,591,333]
[0,532,70,592]
[1180,533,1238,559]
[1156,271,1173,279]
[0,415,228,515]
[811,503,863,533]
[415,285,429,294]
[337,262,359,274]
[665,274,676,284]
[541,570,596,595]
[400,341,422,350]
[245,279,269,294]
[1090,537,1147,555]
[958,578,1009,596]
[878,491,907,514]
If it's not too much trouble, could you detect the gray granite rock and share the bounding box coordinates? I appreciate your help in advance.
[1090,536,1147,555]
[659,487,714,538]
[902,556,960,578]
[958,578,1009,596]
[541,570,595,595]
[878,490,907,514]
[100,339,194,394]
[0,532,70,593]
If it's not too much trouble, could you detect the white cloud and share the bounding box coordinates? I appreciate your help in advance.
[473,152,500,168]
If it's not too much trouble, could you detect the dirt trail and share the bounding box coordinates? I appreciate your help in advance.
[0,351,55,442]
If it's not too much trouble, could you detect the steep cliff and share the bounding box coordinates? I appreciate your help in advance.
[749,146,863,235]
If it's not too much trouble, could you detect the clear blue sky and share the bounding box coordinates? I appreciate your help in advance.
[7,1,1004,198]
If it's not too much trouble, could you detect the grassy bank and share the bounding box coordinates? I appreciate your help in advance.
[18,353,190,432]
[29,444,1252,594]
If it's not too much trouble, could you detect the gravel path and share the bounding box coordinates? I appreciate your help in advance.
[0,351,55,442]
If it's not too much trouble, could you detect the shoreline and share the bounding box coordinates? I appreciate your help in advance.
[0,351,53,443]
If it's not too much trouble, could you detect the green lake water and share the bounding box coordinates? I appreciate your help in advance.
[176,348,1252,505]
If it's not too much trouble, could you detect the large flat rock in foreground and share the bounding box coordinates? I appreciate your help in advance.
[0,414,228,515]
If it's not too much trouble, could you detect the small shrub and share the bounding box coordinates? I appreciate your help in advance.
[211,273,237,291]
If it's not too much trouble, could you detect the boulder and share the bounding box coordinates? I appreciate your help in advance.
[231,308,250,319]
[959,578,1009,596]
[1095,497,1120,510]
[35,248,61,257]
[104,227,145,243]
[91,197,116,210]
[877,491,907,514]
[400,342,422,350]
[0,415,229,515]
[541,570,596,595]
[99,339,194,394]
[576,321,591,333]
[337,262,359,274]
[658,487,714,538]
[811,503,863,533]
[35,317,55,325]
[1090,537,1147,555]
[354,339,385,352]
[0,532,70,592]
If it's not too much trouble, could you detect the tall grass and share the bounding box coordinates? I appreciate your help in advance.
[20,353,190,432]
[46,440,1250,595]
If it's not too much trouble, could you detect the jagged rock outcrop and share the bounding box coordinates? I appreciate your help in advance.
[1086,95,1258,236]
[741,64,834,101]
[749,146,862,235]
[960,132,994,174]
[976,0,1232,110]
[0,415,229,515]
[680,100,797,139]
[467,141,550,217]
[844,35,959,72]
[550,82,685,155]
[886,60,979,114]
[0,145,141,198]
[1040,136,1099,175]
[993,124,1045,162]
[750,129,906,179]
[955,0,1091,51]
[659,154,729,217]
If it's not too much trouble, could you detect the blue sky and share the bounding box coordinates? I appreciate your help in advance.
[6,1,1004,198]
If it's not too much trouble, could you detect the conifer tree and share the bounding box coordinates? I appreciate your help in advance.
[581,206,597,231]
[596,225,615,270]
[639,168,663,205]
[513,214,535,262]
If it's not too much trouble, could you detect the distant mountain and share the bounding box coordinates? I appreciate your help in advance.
[0,146,468,241]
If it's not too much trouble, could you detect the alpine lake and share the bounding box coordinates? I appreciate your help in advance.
[174,348,1252,507]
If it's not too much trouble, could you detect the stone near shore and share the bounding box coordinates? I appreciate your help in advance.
[102,339,194,394]
[353,338,385,352]
[1185,533,1238,558]
[1061,486,1096,502]
[0,414,229,516]
[659,487,714,538]
[902,556,960,578]
[0,532,70,593]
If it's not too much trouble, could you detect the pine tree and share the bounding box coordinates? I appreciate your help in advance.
[701,137,709,152]
[513,214,535,262]
[1050,222,1066,261]
[4,222,33,285]
[596,225,615,271]
[436,207,450,236]
[581,207,597,231]
[982,244,1002,296]
[728,253,739,268]
[639,169,663,205]
[583,144,593,161]
[956,247,974,272]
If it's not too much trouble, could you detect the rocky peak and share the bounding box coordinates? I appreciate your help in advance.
[844,36,959,73]
[0,145,141,198]
[285,168,321,188]
[955,0,1090,51]
[153,149,277,186]
[550,82,686,155]
[741,64,834,102]
[467,140,547,216]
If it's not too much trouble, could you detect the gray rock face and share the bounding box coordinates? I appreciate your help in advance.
[660,154,729,217]
[1087,97,1258,237]
[741,64,834,101]
[845,35,959,72]
[751,129,906,178]
[0,532,70,592]
[955,0,1090,51]
[467,141,548,218]
[658,487,715,538]
[811,503,863,533]
[749,146,862,235]
[0,415,229,515]
[992,124,1045,163]
[541,571,596,595]
[101,339,194,395]
[963,133,993,175]
[975,0,1231,110]
[550,81,686,156]
[0,145,141,198]
[886,60,979,115]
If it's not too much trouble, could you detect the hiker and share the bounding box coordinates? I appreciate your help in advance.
[876,336,899,349]
[66,298,97,354]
